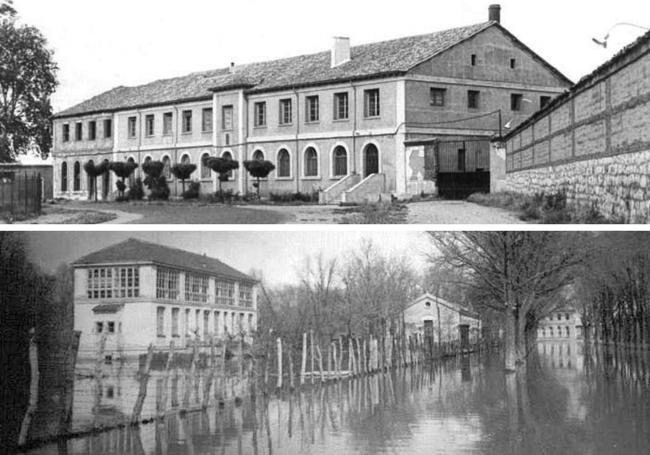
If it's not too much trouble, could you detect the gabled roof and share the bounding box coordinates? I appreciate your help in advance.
[407,293,479,319]
[74,238,257,283]
[55,21,503,119]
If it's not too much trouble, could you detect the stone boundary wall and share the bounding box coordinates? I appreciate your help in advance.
[503,32,650,221]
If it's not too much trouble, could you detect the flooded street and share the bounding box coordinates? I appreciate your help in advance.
[22,342,650,455]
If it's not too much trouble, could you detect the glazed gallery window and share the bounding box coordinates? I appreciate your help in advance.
[156,267,180,300]
[254,102,266,127]
[279,99,292,125]
[223,105,234,129]
[182,110,193,133]
[334,92,349,120]
[277,149,291,178]
[87,267,140,299]
[306,95,319,123]
[364,89,380,117]
[239,284,253,308]
[185,273,210,304]
[163,113,173,135]
[216,280,235,306]
[304,147,318,177]
[333,146,348,177]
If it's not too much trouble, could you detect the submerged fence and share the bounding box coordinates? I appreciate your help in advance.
[0,172,43,215]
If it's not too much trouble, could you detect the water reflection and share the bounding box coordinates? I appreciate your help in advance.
[24,344,650,455]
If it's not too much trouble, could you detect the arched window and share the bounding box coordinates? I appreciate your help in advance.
[61,162,68,191]
[277,149,291,178]
[162,156,171,179]
[333,146,348,177]
[252,150,265,161]
[73,161,81,191]
[304,147,318,177]
[222,151,234,180]
[144,156,152,165]
[181,154,191,165]
[127,157,136,186]
[201,153,211,179]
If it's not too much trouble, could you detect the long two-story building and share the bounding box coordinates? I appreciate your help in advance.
[73,238,258,359]
[52,5,571,203]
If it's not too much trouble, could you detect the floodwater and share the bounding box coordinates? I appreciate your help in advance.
[22,342,650,455]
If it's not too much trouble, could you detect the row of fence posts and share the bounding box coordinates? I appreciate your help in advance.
[0,172,43,215]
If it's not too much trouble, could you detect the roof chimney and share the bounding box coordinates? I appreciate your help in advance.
[489,4,501,23]
[331,37,351,68]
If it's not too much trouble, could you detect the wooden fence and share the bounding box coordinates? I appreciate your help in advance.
[0,172,43,215]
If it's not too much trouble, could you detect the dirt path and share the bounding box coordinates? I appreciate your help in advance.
[407,200,525,224]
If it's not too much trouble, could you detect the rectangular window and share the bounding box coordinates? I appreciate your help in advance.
[467,90,480,109]
[172,308,179,337]
[540,96,552,109]
[127,116,137,138]
[457,149,466,172]
[185,273,210,303]
[62,124,70,142]
[163,112,173,135]
[364,89,380,117]
[279,99,292,125]
[157,307,165,337]
[334,92,349,120]
[216,280,235,306]
[88,121,96,141]
[510,58,517,69]
[430,88,446,107]
[202,108,213,133]
[471,54,477,66]
[87,267,139,299]
[253,102,266,127]
[511,94,523,111]
[104,119,112,138]
[222,105,234,130]
[96,322,104,334]
[239,284,253,308]
[306,95,319,123]
[107,321,115,333]
[203,312,209,337]
[145,114,155,136]
[156,267,180,300]
[75,122,83,141]
[182,110,192,133]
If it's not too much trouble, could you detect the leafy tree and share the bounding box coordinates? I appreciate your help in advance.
[83,160,108,201]
[171,163,196,195]
[142,160,170,201]
[108,161,138,199]
[0,3,58,161]
[429,232,585,371]
[206,156,239,197]
[244,160,275,199]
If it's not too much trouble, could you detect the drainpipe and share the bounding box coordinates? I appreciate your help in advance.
[293,87,300,193]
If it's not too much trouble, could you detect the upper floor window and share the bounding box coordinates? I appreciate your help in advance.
[222,105,234,130]
[163,112,173,135]
[156,267,179,300]
[75,122,83,141]
[364,89,380,118]
[306,95,319,123]
[104,119,112,138]
[88,121,96,141]
[202,108,213,133]
[145,114,155,136]
[182,110,192,133]
[239,284,253,308]
[279,99,292,125]
[185,273,210,304]
[334,92,349,120]
[62,124,70,142]
[216,280,235,306]
[253,102,266,127]
[471,54,477,66]
[87,267,140,299]
[467,90,480,109]
[540,96,552,109]
[277,149,290,178]
[430,88,446,107]
[127,117,137,138]
[511,94,523,111]
[510,58,517,69]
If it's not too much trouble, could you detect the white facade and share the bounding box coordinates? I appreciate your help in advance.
[537,307,583,341]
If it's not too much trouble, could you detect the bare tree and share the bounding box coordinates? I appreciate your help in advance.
[429,232,585,371]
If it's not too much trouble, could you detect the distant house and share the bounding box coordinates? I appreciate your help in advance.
[73,239,258,359]
[403,293,481,346]
[537,307,583,341]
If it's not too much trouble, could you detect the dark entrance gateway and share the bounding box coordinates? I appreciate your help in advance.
[364,144,379,177]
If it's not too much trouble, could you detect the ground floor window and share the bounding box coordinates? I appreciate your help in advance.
[333,146,347,176]
[305,147,318,177]
[61,162,68,191]
[73,161,81,191]
[172,308,179,336]
[157,307,165,337]
[277,149,291,177]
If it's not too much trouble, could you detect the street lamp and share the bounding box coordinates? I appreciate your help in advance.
[592,23,649,48]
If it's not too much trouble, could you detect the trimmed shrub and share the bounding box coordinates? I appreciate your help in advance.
[182,181,201,200]
[128,178,145,201]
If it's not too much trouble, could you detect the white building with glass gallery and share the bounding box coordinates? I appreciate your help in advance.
[72,238,258,359]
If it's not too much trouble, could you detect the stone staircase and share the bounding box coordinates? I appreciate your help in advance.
[320,173,389,205]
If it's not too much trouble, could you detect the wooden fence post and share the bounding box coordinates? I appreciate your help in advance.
[316,344,324,383]
[131,344,154,424]
[18,328,39,447]
[300,332,307,386]
[310,330,315,385]
[276,338,283,391]
[288,346,295,391]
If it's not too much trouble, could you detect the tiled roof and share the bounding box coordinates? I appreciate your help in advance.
[74,238,257,283]
[55,22,496,118]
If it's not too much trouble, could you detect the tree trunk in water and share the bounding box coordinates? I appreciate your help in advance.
[504,310,517,372]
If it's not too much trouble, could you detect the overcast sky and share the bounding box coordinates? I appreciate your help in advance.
[24,231,433,286]
[14,0,650,112]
